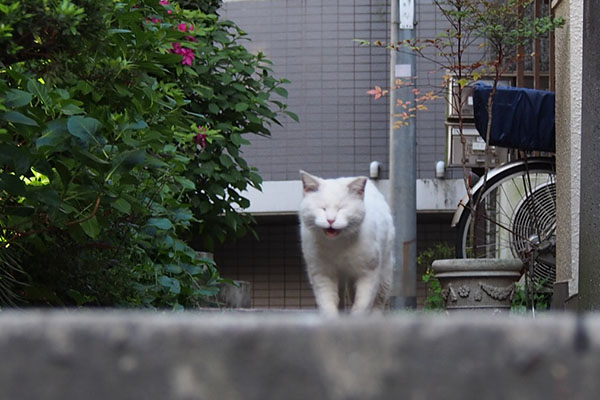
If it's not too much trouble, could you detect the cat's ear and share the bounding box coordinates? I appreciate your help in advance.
[300,170,320,193]
[348,177,368,198]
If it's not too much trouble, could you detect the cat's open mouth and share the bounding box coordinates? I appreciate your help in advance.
[324,228,340,237]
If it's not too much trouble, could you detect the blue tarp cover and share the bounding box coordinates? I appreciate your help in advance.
[472,83,556,152]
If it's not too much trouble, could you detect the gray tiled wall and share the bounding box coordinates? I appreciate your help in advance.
[221,0,453,180]
[214,213,456,309]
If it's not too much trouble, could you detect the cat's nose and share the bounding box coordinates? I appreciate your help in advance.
[327,218,335,226]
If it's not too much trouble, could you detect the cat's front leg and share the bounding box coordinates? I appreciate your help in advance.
[310,273,340,316]
[351,272,380,314]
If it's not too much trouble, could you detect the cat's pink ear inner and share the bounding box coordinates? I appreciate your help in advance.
[300,170,319,193]
[348,177,367,197]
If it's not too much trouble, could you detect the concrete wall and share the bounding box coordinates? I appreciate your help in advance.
[552,0,583,297]
[239,178,466,215]
[2,311,600,400]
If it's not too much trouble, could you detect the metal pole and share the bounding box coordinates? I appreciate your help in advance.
[578,0,600,311]
[389,0,417,310]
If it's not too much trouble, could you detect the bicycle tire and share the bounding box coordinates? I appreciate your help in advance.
[455,157,556,286]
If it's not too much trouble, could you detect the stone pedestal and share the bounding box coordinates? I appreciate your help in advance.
[217,281,251,308]
[432,258,524,313]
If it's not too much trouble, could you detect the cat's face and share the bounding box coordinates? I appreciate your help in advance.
[299,171,367,238]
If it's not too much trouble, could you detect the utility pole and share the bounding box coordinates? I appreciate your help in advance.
[389,0,417,310]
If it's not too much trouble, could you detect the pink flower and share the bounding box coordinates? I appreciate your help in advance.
[195,126,207,149]
[171,42,195,65]
[159,0,173,13]
[171,22,197,64]
[182,53,194,65]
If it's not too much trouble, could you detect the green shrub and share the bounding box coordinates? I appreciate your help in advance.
[0,0,294,308]
[511,279,553,313]
[418,243,454,310]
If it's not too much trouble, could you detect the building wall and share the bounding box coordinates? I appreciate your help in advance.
[214,214,456,309]
[215,0,463,309]
[221,0,453,180]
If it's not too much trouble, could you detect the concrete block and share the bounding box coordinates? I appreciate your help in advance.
[1,312,600,400]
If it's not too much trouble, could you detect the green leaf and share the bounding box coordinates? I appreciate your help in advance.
[194,286,219,296]
[230,133,250,146]
[31,187,61,210]
[80,216,101,239]
[208,103,220,114]
[111,198,131,214]
[36,129,68,150]
[2,111,38,126]
[123,120,148,130]
[147,217,173,230]
[235,102,249,112]
[60,103,85,115]
[4,89,32,108]
[66,289,96,306]
[108,28,132,34]
[0,173,27,196]
[285,110,299,122]
[273,86,288,98]
[158,276,181,294]
[75,149,110,166]
[219,153,233,168]
[108,149,146,179]
[146,155,169,168]
[174,176,196,190]
[0,144,31,175]
[27,79,51,106]
[166,264,182,274]
[172,208,194,222]
[181,264,203,275]
[67,116,102,145]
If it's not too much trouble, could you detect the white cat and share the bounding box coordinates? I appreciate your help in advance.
[299,171,395,315]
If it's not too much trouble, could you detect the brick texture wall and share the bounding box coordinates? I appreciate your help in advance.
[214,213,455,310]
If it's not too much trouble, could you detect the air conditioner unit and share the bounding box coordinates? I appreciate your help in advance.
[446,77,514,120]
[445,122,509,168]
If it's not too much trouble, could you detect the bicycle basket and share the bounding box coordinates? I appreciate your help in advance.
[472,83,556,153]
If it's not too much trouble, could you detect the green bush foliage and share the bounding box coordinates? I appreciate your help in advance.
[0,0,294,308]
[418,243,454,310]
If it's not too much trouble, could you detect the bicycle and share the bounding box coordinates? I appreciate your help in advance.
[451,83,557,289]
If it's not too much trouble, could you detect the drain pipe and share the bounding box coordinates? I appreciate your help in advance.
[388,0,417,310]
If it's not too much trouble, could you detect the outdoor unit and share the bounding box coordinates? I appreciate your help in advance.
[445,122,509,168]
[446,77,514,120]
[445,76,513,168]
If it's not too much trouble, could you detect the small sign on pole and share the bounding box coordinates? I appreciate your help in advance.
[399,0,414,30]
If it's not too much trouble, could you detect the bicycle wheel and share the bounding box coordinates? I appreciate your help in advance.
[455,157,556,287]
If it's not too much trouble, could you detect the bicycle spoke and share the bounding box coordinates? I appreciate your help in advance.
[458,159,556,287]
